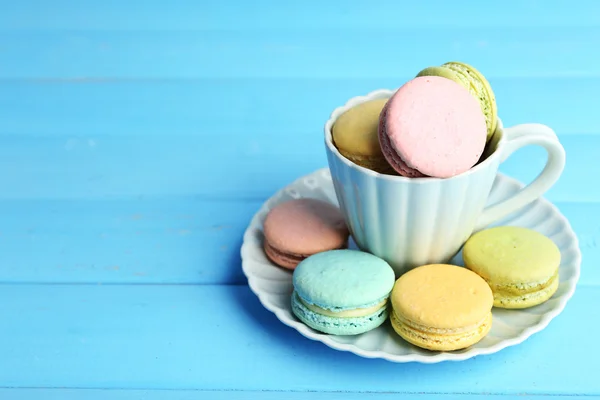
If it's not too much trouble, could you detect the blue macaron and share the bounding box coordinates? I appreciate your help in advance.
[291,249,395,335]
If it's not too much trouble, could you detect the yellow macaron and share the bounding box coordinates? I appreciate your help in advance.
[331,98,395,174]
[390,264,493,352]
[463,226,560,309]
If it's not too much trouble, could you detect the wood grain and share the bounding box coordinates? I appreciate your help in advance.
[0,285,596,394]
[0,0,596,396]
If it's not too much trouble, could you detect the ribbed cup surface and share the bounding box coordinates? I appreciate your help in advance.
[326,144,500,276]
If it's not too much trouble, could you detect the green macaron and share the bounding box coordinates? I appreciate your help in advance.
[417,61,497,141]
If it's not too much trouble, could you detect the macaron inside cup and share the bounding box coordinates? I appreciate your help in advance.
[291,249,395,335]
[332,98,395,174]
[417,61,498,141]
[263,198,349,270]
[390,264,493,351]
[463,226,560,309]
[378,76,487,178]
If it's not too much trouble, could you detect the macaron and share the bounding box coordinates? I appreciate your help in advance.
[463,226,560,309]
[263,198,349,270]
[332,99,395,174]
[417,61,498,141]
[291,249,395,335]
[390,264,493,351]
[378,76,487,178]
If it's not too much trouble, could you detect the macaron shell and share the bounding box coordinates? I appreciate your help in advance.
[390,309,492,351]
[332,98,388,156]
[332,99,395,174]
[378,101,425,177]
[291,291,388,335]
[263,198,349,257]
[381,76,487,178]
[391,264,493,330]
[442,62,498,140]
[292,249,395,310]
[462,226,561,284]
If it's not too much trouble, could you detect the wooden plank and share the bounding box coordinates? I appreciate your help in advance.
[0,28,599,79]
[0,200,594,285]
[0,199,259,284]
[0,133,591,201]
[0,388,589,399]
[2,0,600,30]
[0,285,596,394]
[0,78,598,137]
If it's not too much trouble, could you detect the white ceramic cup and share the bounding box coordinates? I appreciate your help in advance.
[324,89,566,276]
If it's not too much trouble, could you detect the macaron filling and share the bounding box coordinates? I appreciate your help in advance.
[391,309,492,348]
[391,310,490,336]
[264,242,306,264]
[492,274,559,308]
[292,291,389,335]
[488,270,559,296]
[299,295,388,318]
[264,241,347,267]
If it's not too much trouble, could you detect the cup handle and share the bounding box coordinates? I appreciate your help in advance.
[475,123,566,231]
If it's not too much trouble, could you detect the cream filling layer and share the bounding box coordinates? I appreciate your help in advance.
[392,310,489,335]
[300,297,387,318]
[489,270,559,296]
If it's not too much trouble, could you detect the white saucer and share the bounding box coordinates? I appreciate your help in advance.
[241,168,581,363]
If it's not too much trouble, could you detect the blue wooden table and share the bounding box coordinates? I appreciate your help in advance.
[1,1,598,398]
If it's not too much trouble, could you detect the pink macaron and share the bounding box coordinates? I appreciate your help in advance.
[378,76,487,178]
[263,198,349,270]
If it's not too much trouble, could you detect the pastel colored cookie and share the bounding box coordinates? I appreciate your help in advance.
[332,99,395,174]
[263,198,349,270]
[390,264,493,351]
[291,249,395,335]
[417,61,498,141]
[463,226,560,309]
[378,76,487,178]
